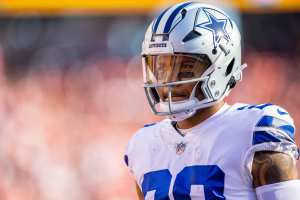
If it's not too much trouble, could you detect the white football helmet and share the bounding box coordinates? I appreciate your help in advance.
[142,2,247,121]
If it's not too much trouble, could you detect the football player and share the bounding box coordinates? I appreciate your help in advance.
[125,2,300,200]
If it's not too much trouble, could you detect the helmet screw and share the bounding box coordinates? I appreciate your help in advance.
[215,91,220,97]
[212,48,217,55]
[210,80,216,87]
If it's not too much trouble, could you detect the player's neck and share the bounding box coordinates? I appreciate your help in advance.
[176,101,225,130]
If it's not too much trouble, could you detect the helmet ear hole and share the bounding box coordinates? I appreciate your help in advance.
[225,58,235,76]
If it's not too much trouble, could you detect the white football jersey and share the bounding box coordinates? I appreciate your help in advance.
[125,103,299,200]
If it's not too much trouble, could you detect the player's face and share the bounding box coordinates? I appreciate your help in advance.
[143,54,211,102]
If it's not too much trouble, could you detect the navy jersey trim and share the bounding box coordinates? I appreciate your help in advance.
[253,131,281,145]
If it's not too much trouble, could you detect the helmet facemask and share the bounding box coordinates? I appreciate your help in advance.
[142,53,212,120]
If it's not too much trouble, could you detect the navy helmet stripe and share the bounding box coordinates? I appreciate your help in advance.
[153,7,171,33]
[163,2,192,34]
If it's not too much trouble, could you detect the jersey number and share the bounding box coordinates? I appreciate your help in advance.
[141,165,225,200]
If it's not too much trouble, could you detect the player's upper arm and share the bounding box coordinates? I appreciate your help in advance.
[243,105,299,186]
[136,182,144,200]
[124,132,145,200]
[252,151,298,188]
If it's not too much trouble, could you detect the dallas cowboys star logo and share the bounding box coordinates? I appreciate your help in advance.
[196,8,230,48]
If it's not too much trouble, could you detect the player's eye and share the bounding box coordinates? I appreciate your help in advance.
[177,72,195,80]
[181,61,194,69]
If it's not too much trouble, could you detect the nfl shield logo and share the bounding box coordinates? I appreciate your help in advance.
[175,142,186,155]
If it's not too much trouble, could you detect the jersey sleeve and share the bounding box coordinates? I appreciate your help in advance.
[124,123,157,179]
[124,141,133,172]
[242,105,299,182]
[124,130,139,174]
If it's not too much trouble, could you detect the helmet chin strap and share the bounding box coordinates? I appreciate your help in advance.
[160,97,203,122]
[168,109,196,122]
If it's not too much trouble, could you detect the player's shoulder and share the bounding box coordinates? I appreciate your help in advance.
[129,119,171,144]
[124,119,171,170]
[238,103,298,184]
[229,103,294,124]
[231,102,296,145]
[125,119,171,155]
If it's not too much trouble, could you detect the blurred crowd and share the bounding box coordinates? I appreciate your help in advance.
[0,13,298,200]
[0,47,151,199]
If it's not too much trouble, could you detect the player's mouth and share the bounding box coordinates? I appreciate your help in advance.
[163,94,189,101]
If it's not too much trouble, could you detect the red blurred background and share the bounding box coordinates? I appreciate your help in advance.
[0,1,299,199]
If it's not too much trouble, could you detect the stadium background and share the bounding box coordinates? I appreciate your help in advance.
[0,0,299,199]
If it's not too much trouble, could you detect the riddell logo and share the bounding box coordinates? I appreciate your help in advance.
[149,43,167,48]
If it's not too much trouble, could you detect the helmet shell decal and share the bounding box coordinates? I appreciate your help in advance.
[195,8,232,48]
[152,2,193,35]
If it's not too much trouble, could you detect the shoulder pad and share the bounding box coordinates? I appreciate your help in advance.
[242,105,299,182]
